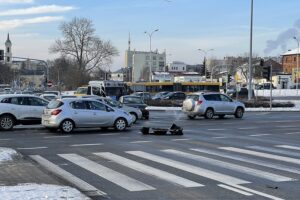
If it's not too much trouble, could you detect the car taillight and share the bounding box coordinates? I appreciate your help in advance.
[196,100,203,105]
[51,109,62,115]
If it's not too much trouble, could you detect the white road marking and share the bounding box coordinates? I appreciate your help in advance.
[276,145,300,151]
[17,147,48,150]
[249,134,271,137]
[218,184,253,196]
[30,155,106,196]
[130,140,152,144]
[192,148,300,175]
[276,125,297,128]
[44,136,71,139]
[171,138,190,141]
[226,184,284,200]
[212,136,228,139]
[285,132,300,135]
[127,151,250,185]
[70,143,103,147]
[95,152,203,188]
[0,138,11,141]
[163,149,293,182]
[238,127,257,130]
[248,145,300,158]
[59,154,155,192]
[221,122,236,125]
[219,147,300,165]
[207,129,226,131]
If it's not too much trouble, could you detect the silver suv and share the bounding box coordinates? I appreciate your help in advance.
[182,92,245,119]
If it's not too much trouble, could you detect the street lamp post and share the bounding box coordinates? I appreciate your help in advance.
[198,49,214,81]
[293,36,299,95]
[248,0,254,100]
[145,29,159,82]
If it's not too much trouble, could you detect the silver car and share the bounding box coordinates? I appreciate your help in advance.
[42,98,134,133]
[182,92,245,119]
[81,96,142,123]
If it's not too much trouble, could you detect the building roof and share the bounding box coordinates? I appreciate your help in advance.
[5,33,11,45]
[282,48,300,56]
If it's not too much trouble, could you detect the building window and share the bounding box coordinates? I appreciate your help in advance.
[146,56,150,60]
[7,47,9,53]
[7,57,10,62]
[153,62,157,66]
[294,57,296,62]
[159,56,164,60]
[152,56,157,60]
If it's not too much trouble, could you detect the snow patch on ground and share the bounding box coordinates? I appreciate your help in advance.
[0,184,90,200]
[0,147,18,163]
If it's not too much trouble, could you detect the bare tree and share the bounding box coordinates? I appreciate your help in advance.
[50,17,119,75]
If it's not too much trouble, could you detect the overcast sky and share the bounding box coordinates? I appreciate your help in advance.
[1,0,300,70]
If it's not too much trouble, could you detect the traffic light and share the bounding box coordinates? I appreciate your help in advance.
[262,66,271,81]
[227,74,233,83]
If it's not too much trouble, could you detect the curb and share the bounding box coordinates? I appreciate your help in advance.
[146,107,300,112]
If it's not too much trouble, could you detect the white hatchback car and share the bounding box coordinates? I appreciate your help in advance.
[0,94,49,130]
[182,92,245,119]
[42,98,134,133]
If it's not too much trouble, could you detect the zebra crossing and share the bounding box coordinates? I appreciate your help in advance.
[30,144,300,200]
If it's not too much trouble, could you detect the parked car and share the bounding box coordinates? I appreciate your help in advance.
[40,94,58,101]
[162,92,186,100]
[229,88,255,99]
[152,91,170,100]
[119,95,149,120]
[182,92,245,119]
[43,91,61,96]
[42,98,134,133]
[131,92,152,101]
[81,95,142,123]
[0,94,49,130]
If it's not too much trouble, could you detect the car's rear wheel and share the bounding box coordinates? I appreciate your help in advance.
[235,107,244,118]
[60,119,74,133]
[114,118,127,131]
[130,112,138,123]
[0,115,15,131]
[204,108,214,119]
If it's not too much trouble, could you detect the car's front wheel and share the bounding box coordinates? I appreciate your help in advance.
[0,115,15,131]
[114,118,127,131]
[235,107,244,118]
[60,119,75,133]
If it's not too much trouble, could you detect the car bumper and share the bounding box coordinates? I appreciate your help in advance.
[42,114,61,128]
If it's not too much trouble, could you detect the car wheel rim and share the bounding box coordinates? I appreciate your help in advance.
[1,117,13,129]
[116,119,126,130]
[62,121,73,132]
[130,114,137,122]
[207,110,213,118]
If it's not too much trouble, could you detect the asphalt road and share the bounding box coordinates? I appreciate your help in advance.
[1,111,300,200]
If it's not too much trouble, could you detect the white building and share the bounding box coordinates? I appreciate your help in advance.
[124,35,166,82]
[168,61,186,72]
[110,68,125,81]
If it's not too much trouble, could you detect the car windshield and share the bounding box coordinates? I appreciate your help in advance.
[76,87,87,94]
[123,96,143,104]
[43,96,57,101]
[104,98,119,107]
[44,91,59,95]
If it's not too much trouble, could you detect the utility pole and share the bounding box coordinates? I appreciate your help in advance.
[145,29,159,82]
[248,0,254,100]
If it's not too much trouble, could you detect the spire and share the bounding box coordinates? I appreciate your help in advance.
[5,33,11,45]
[128,32,131,51]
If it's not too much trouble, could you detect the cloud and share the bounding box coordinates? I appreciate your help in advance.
[0,5,76,16]
[0,16,64,30]
[0,0,33,3]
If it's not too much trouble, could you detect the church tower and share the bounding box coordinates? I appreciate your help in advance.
[5,33,12,64]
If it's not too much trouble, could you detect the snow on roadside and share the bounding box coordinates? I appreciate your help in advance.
[0,184,91,200]
[0,147,18,163]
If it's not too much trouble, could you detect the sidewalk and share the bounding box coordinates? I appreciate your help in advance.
[0,148,90,200]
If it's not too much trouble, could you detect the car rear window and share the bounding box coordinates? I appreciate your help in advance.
[47,100,63,109]
[186,95,199,101]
